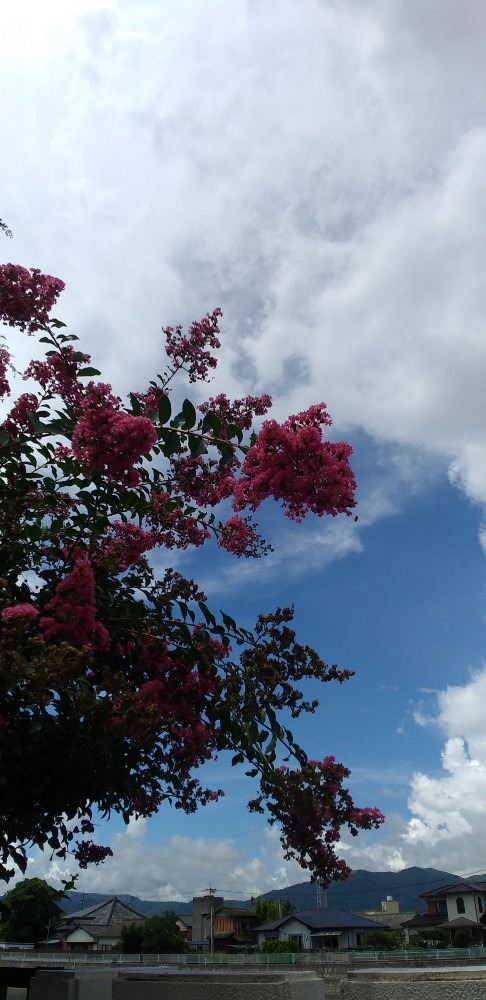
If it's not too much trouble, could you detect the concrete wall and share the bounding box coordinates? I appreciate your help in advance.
[345,967,486,1000]
[28,968,324,1000]
[28,970,77,1000]
[28,969,117,1000]
[112,971,325,1000]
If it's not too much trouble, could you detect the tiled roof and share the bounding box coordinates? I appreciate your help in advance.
[353,911,417,930]
[401,913,444,928]
[61,897,145,926]
[256,908,390,932]
[420,881,486,899]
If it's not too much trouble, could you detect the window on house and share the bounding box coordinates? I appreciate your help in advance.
[478,897,483,913]
[456,897,465,914]
[287,934,303,950]
[437,900,447,915]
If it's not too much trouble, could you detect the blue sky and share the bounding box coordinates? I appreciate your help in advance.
[3,0,486,900]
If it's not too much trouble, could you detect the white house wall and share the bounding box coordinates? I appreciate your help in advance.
[277,918,357,951]
[445,893,486,922]
[65,928,95,944]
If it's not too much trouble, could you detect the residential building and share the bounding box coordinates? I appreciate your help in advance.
[256,907,390,951]
[190,895,259,951]
[45,897,146,952]
[356,896,417,942]
[402,881,486,946]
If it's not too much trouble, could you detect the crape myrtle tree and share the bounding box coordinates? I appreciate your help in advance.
[0,232,384,885]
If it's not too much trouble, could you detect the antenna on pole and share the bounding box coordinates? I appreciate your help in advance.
[316,880,328,909]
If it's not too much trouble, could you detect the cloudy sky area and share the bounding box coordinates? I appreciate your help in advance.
[3,0,486,900]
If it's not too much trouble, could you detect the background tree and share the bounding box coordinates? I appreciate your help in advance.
[140,913,186,953]
[259,938,297,953]
[0,878,64,943]
[254,898,295,922]
[408,928,447,950]
[119,922,145,953]
[365,928,405,951]
[0,240,383,886]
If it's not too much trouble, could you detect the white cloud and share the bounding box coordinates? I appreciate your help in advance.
[342,668,486,875]
[3,0,486,525]
[17,819,305,901]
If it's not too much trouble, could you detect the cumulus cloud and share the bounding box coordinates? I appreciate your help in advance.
[342,669,486,875]
[18,819,305,901]
[3,0,486,535]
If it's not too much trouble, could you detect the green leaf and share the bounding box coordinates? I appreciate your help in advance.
[78,367,101,377]
[158,394,172,425]
[27,410,44,433]
[217,441,234,466]
[159,428,181,456]
[188,434,208,458]
[198,602,216,627]
[221,611,237,632]
[0,428,9,447]
[227,423,243,444]
[182,398,197,429]
[201,410,221,435]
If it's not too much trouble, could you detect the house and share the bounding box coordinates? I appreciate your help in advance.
[256,907,390,951]
[176,913,193,942]
[354,896,417,943]
[190,895,260,951]
[402,881,486,947]
[46,897,146,952]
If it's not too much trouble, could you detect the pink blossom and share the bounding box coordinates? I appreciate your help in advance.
[74,841,113,869]
[132,386,167,415]
[95,521,157,573]
[217,515,270,558]
[170,455,237,507]
[24,346,89,408]
[199,392,272,432]
[3,393,39,437]
[0,264,64,333]
[232,404,356,521]
[39,558,109,651]
[1,603,39,621]
[71,382,157,488]
[0,346,11,397]
[164,308,222,382]
[148,490,211,548]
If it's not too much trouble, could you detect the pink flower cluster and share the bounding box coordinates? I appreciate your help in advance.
[233,403,356,521]
[164,308,222,382]
[96,521,157,573]
[199,392,272,433]
[217,515,267,558]
[74,840,113,869]
[0,346,10,397]
[3,393,39,438]
[40,558,109,651]
[1,603,39,621]
[256,755,384,884]
[132,386,166,415]
[148,490,211,548]
[0,264,65,334]
[72,382,157,488]
[171,455,236,507]
[24,346,89,408]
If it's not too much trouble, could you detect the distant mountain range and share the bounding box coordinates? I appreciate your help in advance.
[57,866,486,917]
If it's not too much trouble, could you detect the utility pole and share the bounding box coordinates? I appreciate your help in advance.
[316,881,327,909]
[206,887,216,957]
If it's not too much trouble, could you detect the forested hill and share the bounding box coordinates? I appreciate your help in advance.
[56,866,486,917]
